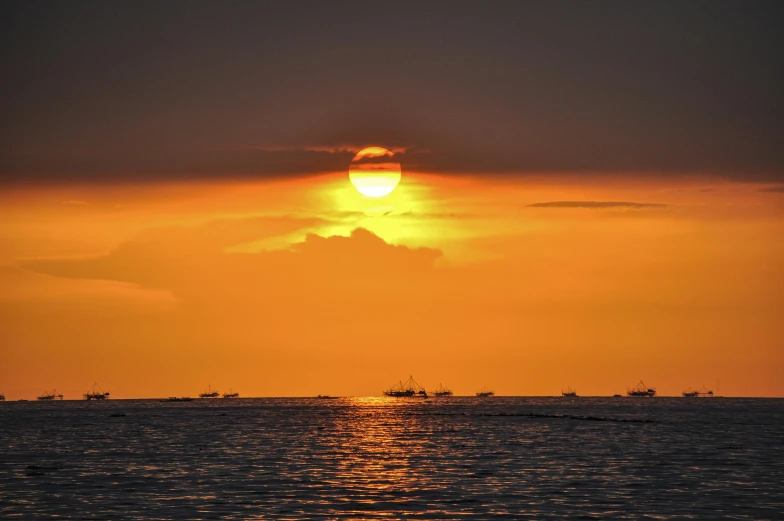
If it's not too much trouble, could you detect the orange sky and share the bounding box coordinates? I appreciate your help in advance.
[1,172,783,398]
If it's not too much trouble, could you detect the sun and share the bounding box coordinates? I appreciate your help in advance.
[349,146,402,197]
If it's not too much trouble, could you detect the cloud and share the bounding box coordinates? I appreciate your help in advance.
[291,228,441,271]
[3,139,783,185]
[526,201,669,209]
[3,3,784,186]
[667,188,716,194]
[19,215,328,289]
[0,147,361,186]
[0,266,178,314]
[20,221,442,302]
[758,186,784,193]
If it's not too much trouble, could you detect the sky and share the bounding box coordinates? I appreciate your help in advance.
[1,1,783,398]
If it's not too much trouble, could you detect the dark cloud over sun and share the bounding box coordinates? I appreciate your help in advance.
[1,1,783,185]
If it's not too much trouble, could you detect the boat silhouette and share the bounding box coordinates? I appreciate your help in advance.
[37,389,64,401]
[432,383,453,397]
[222,389,239,399]
[562,387,578,397]
[627,380,656,397]
[83,382,110,400]
[476,386,495,397]
[383,376,428,398]
[199,384,219,398]
[683,385,713,397]
[0,393,5,401]
[682,387,699,397]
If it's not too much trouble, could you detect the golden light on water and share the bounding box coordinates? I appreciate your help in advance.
[349,147,402,197]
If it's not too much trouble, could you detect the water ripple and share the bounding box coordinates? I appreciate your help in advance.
[1,397,783,519]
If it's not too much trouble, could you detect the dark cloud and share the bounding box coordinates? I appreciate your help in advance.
[0,147,356,185]
[1,1,782,184]
[667,188,717,193]
[351,150,399,163]
[527,201,669,209]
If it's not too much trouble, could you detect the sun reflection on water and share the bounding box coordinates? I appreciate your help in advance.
[2,398,780,518]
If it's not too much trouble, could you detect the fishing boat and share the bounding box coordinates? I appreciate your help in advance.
[684,385,713,397]
[222,389,239,399]
[613,394,622,397]
[37,389,64,401]
[476,386,495,397]
[627,380,656,397]
[161,397,193,402]
[682,387,699,397]
[83,382,110,400]
[562,387,578,397]
[317,395,338,399]
[383,376,428,398]
[199,384,219,398]
[0,394,5,401]
[432,383,453,397]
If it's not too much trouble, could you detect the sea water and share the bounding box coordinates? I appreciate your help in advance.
[1,397,782,519]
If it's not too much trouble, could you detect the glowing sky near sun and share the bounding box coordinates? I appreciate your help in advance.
[1,170,782,399]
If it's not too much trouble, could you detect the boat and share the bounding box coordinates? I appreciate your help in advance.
[199,384,219,398]
[383,376,428,398]
[0,394,5,401]
[83,382,110,400]
[476,386,495,397]
[432,383,453,397]
[683,385,713,397]
[37,389,64,401]
[222,389,239,399]
[317,395,338,399]
[627,380,656,397]
[682,387,699,397]
[562,387,578,398]
[161,397,193,402]
[613,394,622,397]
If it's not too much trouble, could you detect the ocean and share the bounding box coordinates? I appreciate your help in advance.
[1,397,782,519]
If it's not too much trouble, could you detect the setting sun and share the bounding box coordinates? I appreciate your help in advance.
[348,146,402,197]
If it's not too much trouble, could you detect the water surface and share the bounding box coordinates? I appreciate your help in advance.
[1,397,782,519]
